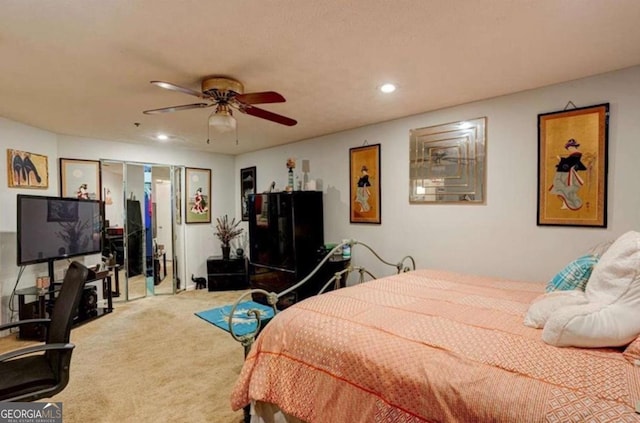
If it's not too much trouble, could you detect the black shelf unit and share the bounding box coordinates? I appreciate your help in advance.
[206,256,248,291]
[15,274,114,340]
[248,191,325,308]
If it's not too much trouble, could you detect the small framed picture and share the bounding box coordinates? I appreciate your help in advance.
[537,103,609,227]
[59,158,101,200]
[240,166,256,221]
[349,144,381,224]
[185,167,211,224]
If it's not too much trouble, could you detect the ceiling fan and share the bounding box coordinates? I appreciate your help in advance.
[143,76,297,129]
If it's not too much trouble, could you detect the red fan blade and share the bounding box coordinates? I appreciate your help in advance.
[238,105,297,126]
[150,81,205,98]
[234,91,285,105]
[143,103,211,114]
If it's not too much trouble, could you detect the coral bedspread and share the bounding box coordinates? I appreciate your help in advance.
[231,269,640,422]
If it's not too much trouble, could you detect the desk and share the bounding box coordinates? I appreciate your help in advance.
[16,273,114,340]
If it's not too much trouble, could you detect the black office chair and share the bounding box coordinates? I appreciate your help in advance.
[0,261,89,401]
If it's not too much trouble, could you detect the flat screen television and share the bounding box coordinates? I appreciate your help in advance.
[17,194,103,266]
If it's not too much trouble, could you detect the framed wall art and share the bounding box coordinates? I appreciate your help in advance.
[349,144,381,224]
[7,149,49,189]
[537,103,609,227]
[409,117,486,204]
[240,166,256,221]
[185,167,211,224]
[59,158,101,200]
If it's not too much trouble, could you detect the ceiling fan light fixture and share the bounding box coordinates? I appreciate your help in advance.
[208,106,236,133]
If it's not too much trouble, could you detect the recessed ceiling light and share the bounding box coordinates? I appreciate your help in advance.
[380,83,396,93]
[156,134,169,141]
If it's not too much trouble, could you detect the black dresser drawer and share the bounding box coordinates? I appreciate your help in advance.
[206,256,248,291]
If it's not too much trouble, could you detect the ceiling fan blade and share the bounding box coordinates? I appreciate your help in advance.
[150,81,206,98]
[234,91,285,105]
[239,105,297,126]
[143,103,211,115]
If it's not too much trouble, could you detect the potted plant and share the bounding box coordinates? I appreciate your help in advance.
[214,215,244,260]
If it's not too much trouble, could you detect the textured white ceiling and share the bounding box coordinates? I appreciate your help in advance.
[1,1,640,155]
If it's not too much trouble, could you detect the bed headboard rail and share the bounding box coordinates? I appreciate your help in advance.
[227,239,415,348]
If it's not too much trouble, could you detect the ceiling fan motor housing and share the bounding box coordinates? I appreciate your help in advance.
[201,77,244,98]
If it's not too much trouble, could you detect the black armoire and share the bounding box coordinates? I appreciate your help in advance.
[248,191,324,308]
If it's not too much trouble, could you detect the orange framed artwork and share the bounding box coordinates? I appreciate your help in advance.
[7,149,49,189]
[349,144,381,224]
[537,103,609,227]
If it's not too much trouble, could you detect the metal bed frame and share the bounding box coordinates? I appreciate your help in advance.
[227,239,415,352]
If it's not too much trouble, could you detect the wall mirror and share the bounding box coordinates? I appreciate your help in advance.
[101,160,185,301]
[409,117,486,203]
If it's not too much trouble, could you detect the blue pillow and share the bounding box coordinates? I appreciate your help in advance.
[546,254,599,292]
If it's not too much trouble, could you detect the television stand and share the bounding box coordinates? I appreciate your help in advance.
[15,272,114,340]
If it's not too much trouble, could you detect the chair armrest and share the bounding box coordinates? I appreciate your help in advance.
[0,319,51,332]
[0,343,75,362]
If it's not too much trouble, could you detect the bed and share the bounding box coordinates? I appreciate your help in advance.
[229,239,640,422]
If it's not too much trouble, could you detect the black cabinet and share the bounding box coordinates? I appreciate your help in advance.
[207,256,248,291]
[248,191,325,308]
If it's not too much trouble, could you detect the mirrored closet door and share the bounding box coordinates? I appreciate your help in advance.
[151,165,175,295]
[101,160,185,301]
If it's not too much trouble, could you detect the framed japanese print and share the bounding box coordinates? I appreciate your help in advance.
[240,166,256,221]
[349,144,381,224]
[59,158,100,199]
[7,149,49,189]
[185,167,211,224]
[537,103,609,227]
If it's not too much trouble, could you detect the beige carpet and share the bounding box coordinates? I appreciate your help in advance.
[0,289,247,423]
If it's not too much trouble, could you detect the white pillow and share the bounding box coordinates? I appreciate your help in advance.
[523,290,587,329]
[542,299,640,347]
[586,230,640,303]
[542,230,640,347]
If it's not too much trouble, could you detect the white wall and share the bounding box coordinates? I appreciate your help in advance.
[235,66,640,282]
[0,127,235,325]
[0,118,61,324]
